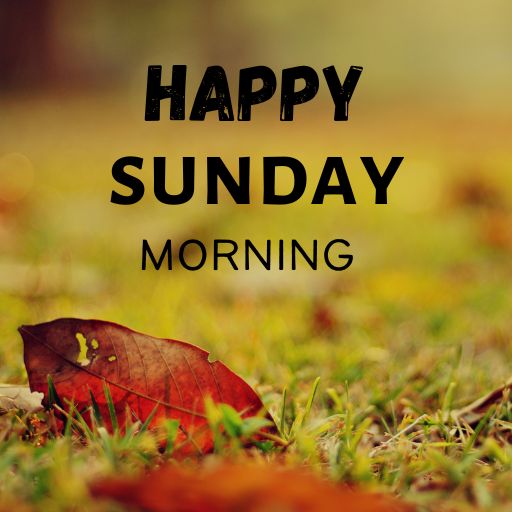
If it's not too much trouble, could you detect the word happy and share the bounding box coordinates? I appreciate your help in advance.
[145,64,363,121]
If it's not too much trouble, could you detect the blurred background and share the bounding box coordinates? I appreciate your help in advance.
[1,1,512,408]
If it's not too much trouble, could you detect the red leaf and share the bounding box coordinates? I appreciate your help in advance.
[20,318,273,453]
[90,462,415,512]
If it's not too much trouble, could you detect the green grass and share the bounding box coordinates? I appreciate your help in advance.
[1,97,512,510]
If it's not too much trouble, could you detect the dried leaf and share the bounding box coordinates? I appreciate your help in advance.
[20,318,273,453]
[453,378,512,425]
[0,385,43,414]
[90,462,415,512]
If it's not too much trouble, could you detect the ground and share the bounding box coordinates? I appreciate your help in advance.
[1,96,512,511]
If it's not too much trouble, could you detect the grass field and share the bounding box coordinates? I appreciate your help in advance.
[1,95,512,511]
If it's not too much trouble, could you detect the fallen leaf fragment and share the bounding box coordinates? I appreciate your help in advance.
[0,385,43,414]
[20,318,274,453]
[452,377,512,425]
[90,462,415,512]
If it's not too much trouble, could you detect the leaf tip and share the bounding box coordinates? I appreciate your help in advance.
[18,324,37,337]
